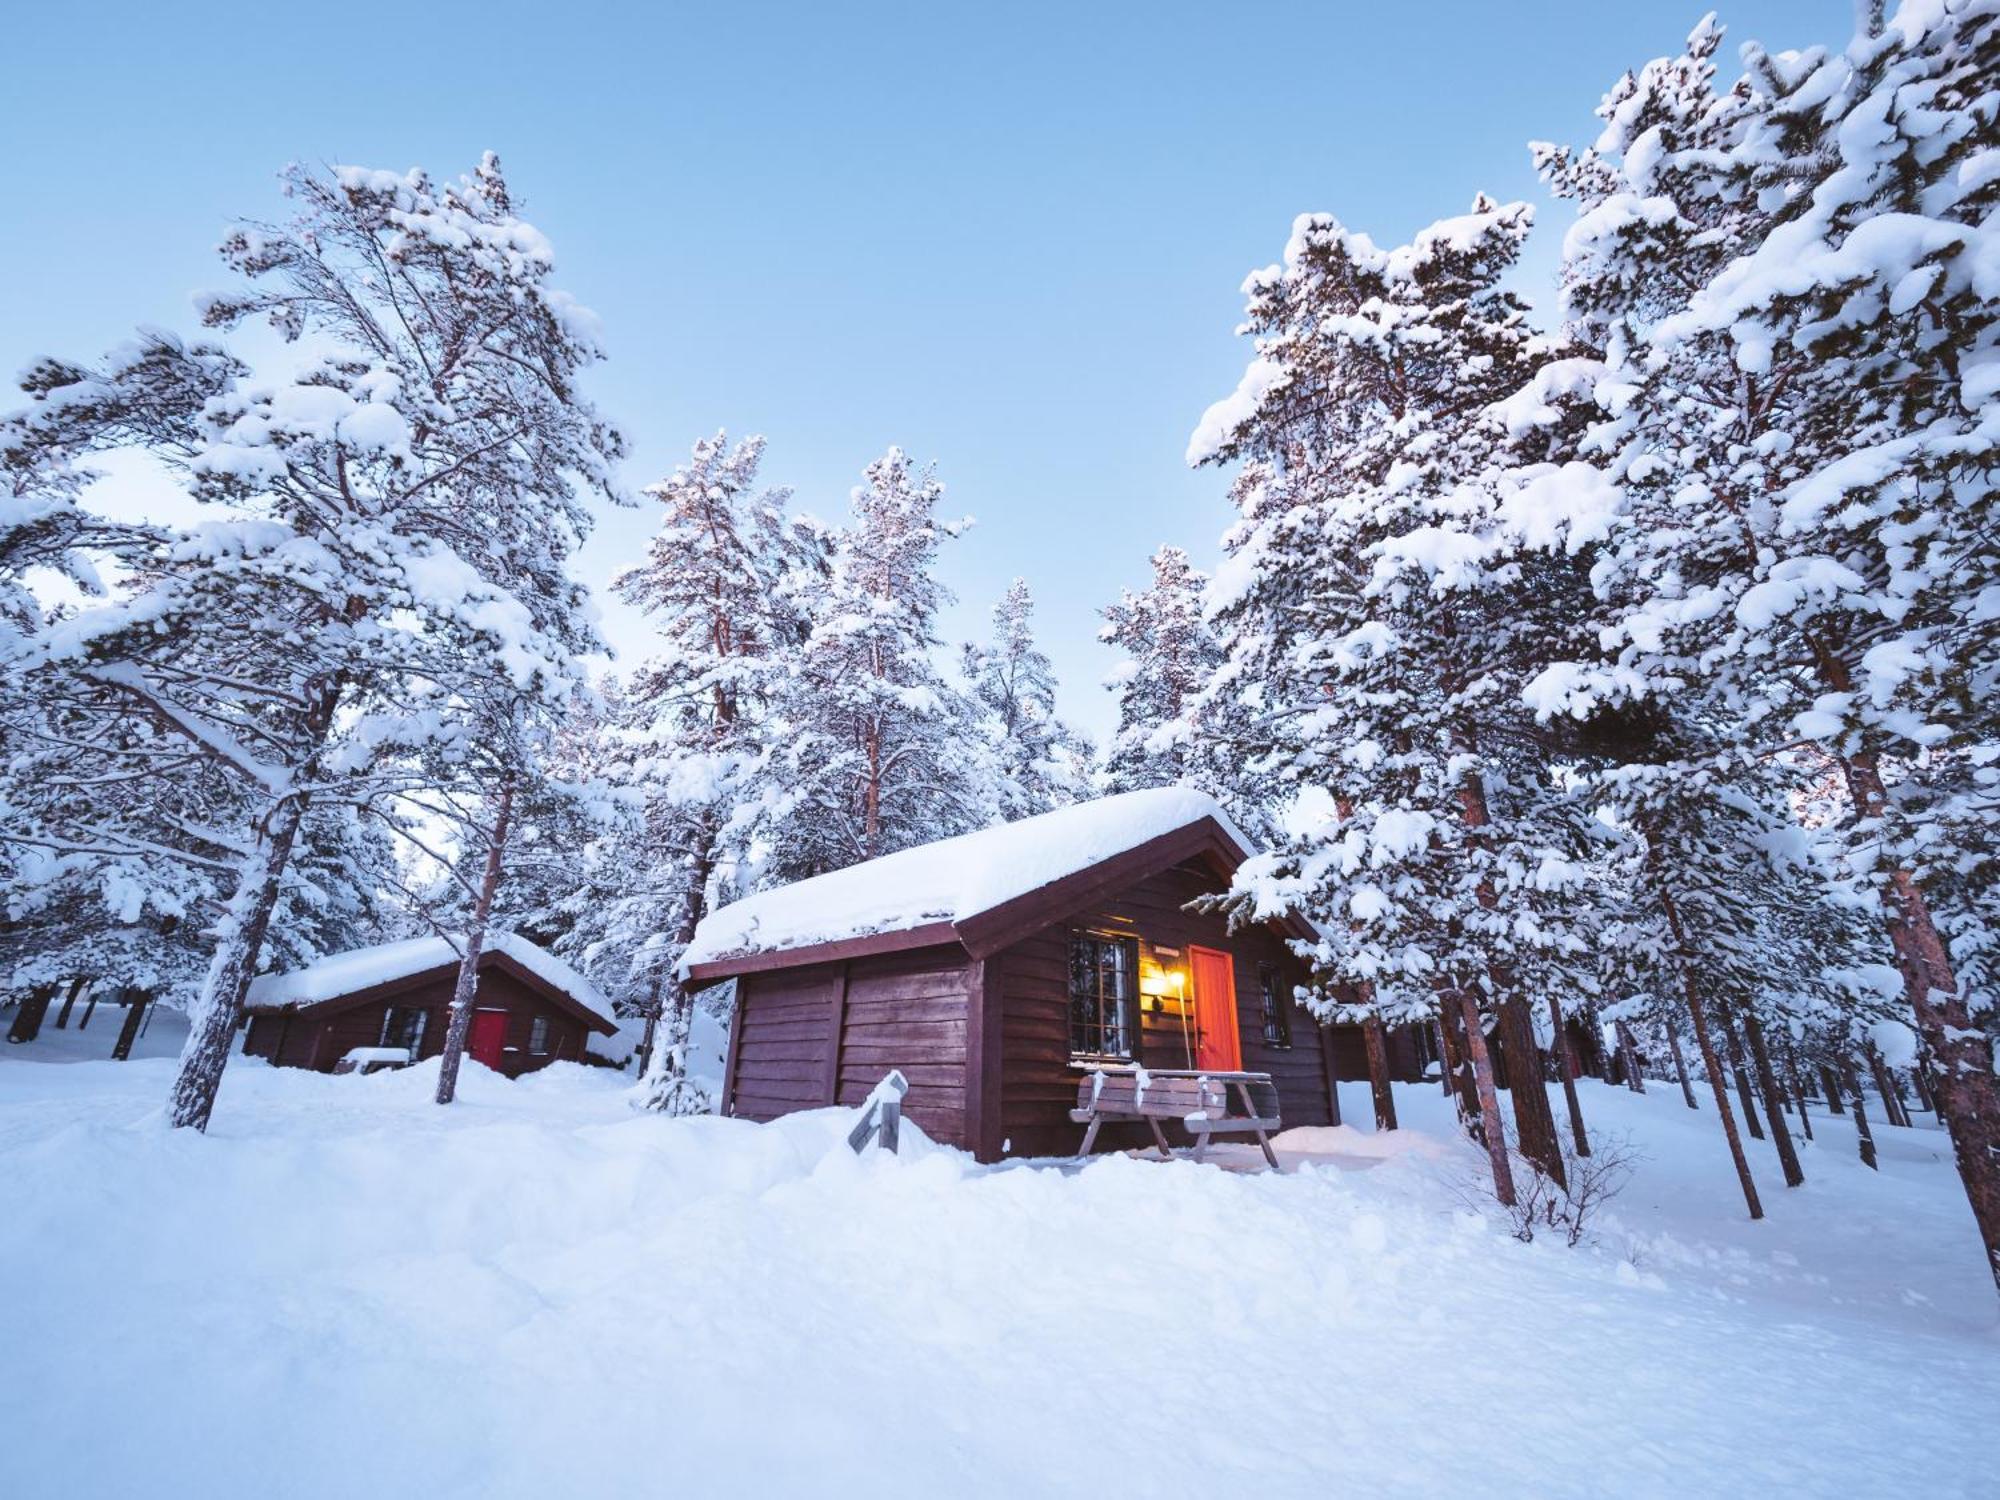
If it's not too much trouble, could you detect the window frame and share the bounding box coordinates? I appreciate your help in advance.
[1258,963,1292,1049]
[1067,929,1139,1062]
[379,1004,428,1056]
[528,1014,552,1057]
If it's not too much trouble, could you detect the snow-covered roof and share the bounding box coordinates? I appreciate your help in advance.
[247,932,615,1028]
[684,787,1256,973]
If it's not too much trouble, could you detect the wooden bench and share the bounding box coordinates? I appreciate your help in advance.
[1070,1067,1283,1169]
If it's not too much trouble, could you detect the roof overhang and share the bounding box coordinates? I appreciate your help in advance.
[683,815,1318,989]
[245,948,618,1035]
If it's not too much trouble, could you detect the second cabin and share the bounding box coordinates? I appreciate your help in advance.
[683,787,1421,1161]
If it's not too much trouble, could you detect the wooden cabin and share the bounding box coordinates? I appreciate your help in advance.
[683,788,1411,1161]
[242,933,616,1077]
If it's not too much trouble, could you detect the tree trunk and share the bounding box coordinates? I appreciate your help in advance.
[1435,987,1480,1137]
[1785,1045,1815,1142]
[1821,1065,1847,1114]
[1656,886,1763,1221]
[111,989,150,1062]
[1455,989,1516,1207]
[53,977,86,1030]
[1499,995,1565,1189]
[1615,1020,1647,1093]
[1912,1061,1938,1117]
[1593,1008,1618,1086]
[1718,1001,1766,1141]
[641,849,717,1115]
[1866,1046,1910,1129]
[1743,1011,1803,1189]
[862,720,883,860]
[1837,745,2000,1292]
[1435,1020,1453,1096]
[1842,1063,1879,1171]
[1548,992,1591,1158]
[169,791,311,1131]
[1666,1022,1699,1110]
[634,979,663,1080]
[6,984,56,1045]
[435,778,516,1106]
[1362,1014,1398,1132]
[169,671,345,1133]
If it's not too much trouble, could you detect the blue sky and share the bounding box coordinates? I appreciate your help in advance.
[5,0,1846,736]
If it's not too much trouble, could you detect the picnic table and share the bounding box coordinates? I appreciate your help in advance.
[1070,1066,1282,1169]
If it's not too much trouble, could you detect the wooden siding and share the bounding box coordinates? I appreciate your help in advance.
[1326,1019,1428,1085]
[990,857,1339,1161]
[725,962,840,1121]
[241,968,591,1078]
[724,948,973,1150]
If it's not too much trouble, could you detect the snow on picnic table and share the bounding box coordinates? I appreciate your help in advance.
[1,1055,1995,1499]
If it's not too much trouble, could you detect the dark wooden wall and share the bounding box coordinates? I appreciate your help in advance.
[724,946,973,1149]
[1326,1020,1428,1085]
[242,967,591,1078]
[988,856,1340,1160]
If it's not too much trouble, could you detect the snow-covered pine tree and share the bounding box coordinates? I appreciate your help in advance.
[1,688,396,1039]
[1189,199,1607,1201]
[602,431,812,1112]
[962,578,1089,818]
[762,447,992,878]
[1097,544,1220,794]
[0,338,206,653]
[1530,6,2000,1282]
[5,156,624,1129]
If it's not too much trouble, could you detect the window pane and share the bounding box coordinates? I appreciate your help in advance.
[1069,935,1134,1059]
[380,1006,426,1052]
[1260,966,1290,1047]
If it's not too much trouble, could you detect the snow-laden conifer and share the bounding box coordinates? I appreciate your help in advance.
[962,578,1089,818]
[1189,198,1611,1198]
[1097,545,1219,795]
[4,155,624,1128]
[1530,5,2000,1282]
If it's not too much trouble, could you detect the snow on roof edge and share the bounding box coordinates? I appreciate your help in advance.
[246,931,615,1028]
[683,787,1257,973]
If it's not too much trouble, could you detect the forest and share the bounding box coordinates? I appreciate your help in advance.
[2,0,1996,1343]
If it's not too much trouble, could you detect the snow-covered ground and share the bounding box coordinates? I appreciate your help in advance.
[3,1052,1994,1499]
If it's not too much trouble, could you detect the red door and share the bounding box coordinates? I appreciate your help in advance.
[469,1010,508,1072]
[1188,947,1242,1073]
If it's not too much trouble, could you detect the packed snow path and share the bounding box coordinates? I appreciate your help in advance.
[3,1056,1994,1498]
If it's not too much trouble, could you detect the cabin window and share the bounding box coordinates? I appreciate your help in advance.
[529,1016,552,1056]
[1258,964,1292,1048]
[1069,933,1136,1059]
[380,1005,427,1055]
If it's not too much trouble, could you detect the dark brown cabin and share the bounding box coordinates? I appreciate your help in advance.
[242,935,616,1077]
[684,790,1423,1162]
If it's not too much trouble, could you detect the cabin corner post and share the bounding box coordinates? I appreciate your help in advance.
[822,963,850,1108]
[718,980,746,1119]
[966,956,1003,1163]
[1318,1022,1342,1126]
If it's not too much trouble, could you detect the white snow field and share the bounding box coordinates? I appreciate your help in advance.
[3,1055,1994,1499]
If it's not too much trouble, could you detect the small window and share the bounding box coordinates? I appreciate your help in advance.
[381,1005,427,1055]
[528,1016,551,1056]
[1258,964,1292,1048]
[1069,933,1137,1059]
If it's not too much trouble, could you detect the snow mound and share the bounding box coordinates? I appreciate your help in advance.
[2,1063,1993,1497]
[684,787,1252,969]
[246,931,614,1027]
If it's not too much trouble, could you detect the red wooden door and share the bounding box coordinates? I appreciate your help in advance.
[1188,946,1241,1073]
[469,1010,508,1072]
